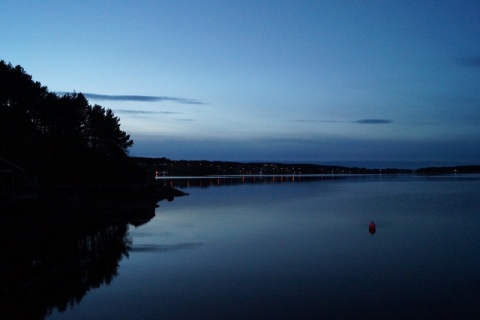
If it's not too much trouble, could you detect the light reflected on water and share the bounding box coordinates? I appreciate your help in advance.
[33,175,480,319]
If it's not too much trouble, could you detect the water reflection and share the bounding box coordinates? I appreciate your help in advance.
[23,174,480,319]
[157,174,365,189]
[0,206,157,319]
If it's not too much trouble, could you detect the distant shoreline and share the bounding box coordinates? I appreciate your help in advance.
[132,157,480,176]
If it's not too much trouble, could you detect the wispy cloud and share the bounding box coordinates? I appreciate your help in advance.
[130,242,202,252]
[56,92,205,105]
[409,121,439,125]
[115,109,181,115]
[354,119,393,124]
[293,120,339,123]
[294,119,393,124]
[175,118,195,122]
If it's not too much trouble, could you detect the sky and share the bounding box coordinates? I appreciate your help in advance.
[1,1,480,166]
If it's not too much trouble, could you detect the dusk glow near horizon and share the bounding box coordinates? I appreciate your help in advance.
[2,1,479,165]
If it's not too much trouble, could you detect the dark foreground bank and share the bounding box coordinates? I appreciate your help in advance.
[0,181,187,319]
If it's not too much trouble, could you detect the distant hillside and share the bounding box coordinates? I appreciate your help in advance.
[132,157,413,176]
[416,165,480,174]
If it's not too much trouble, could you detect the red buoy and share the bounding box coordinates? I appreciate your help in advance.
[369,221,376,235]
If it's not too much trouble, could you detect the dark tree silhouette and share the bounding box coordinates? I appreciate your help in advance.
[87,104,133,157]
[0,60,141,186]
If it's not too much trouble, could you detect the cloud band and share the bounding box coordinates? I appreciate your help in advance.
[56,92,204,105]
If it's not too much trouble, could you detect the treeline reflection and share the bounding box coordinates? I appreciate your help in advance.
[0,206,157,319]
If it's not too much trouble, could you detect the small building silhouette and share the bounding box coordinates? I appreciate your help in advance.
[135,162,158,183]
[0,157,37,205]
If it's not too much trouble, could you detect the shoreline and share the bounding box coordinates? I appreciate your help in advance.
[133,157,480,176]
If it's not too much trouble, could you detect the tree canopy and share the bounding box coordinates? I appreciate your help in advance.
[0,60,142,185]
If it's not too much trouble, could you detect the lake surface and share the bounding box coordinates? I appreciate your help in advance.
[15,175,480,319]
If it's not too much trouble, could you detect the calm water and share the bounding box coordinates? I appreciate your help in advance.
[21,175,480,319]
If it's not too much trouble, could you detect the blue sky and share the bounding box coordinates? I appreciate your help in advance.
[1,1,480,165]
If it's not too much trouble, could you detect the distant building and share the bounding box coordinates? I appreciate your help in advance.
[0,157,38,205]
